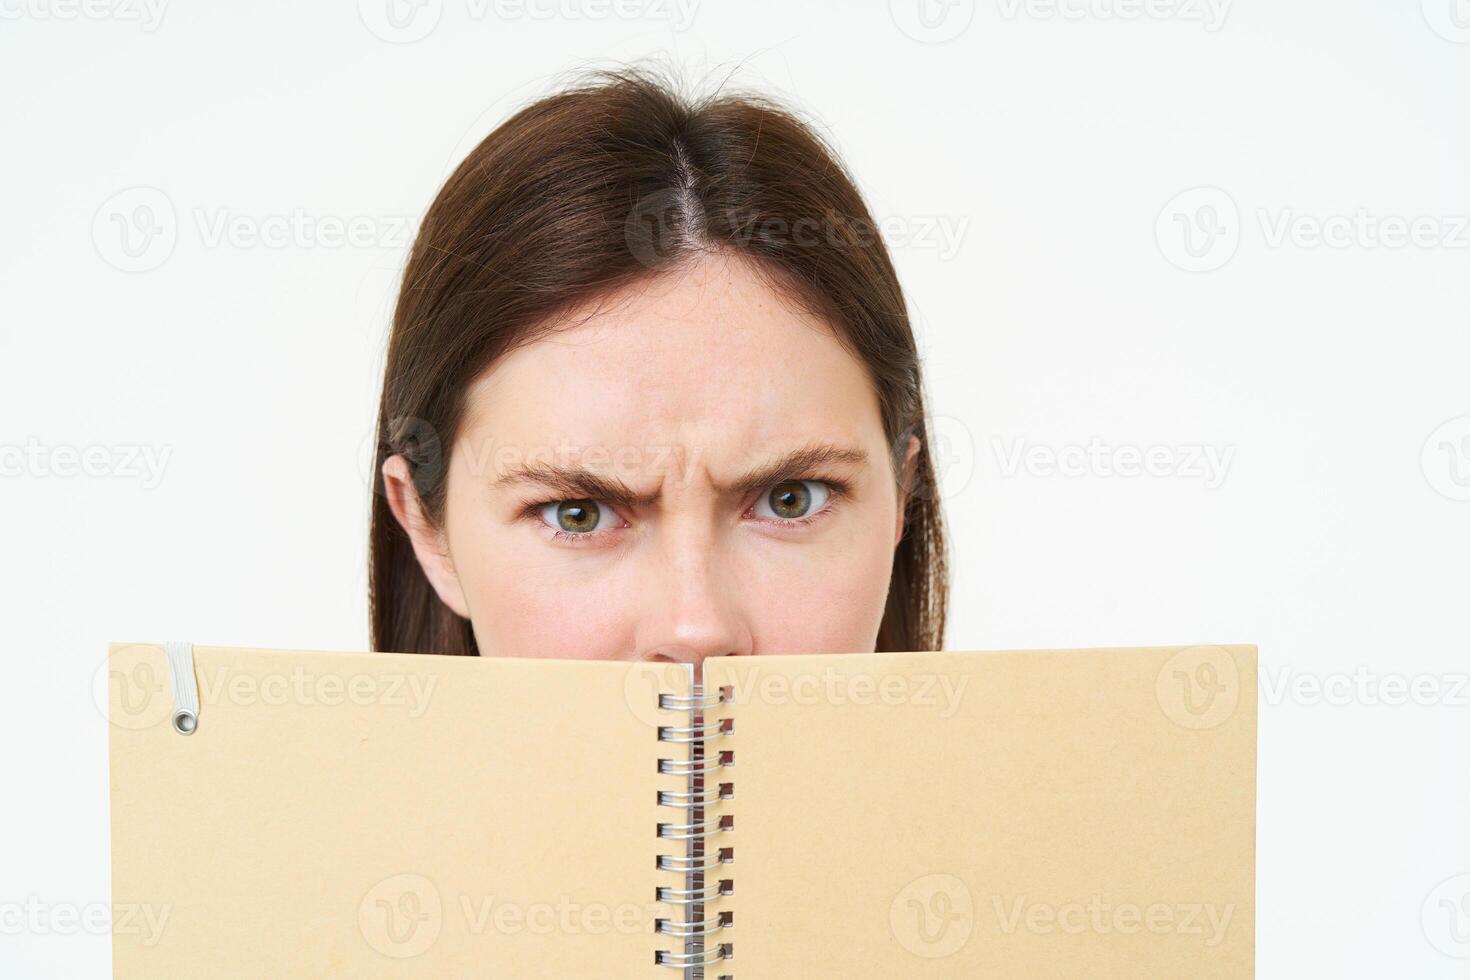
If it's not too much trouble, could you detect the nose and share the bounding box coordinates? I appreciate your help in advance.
[635,520,752,667]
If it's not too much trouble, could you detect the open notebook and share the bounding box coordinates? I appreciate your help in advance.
[107,642,1256,977]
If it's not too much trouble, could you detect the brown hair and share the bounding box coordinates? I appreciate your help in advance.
[369,69,948,655]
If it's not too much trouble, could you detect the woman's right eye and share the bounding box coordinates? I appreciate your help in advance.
[538,499,618,536]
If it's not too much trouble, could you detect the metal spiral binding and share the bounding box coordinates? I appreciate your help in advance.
[655,684,733,978]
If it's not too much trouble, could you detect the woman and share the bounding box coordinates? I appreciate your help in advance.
[370,69,948,665]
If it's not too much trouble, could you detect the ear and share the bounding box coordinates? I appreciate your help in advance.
[381,453,471,619]
[895,432,922,547]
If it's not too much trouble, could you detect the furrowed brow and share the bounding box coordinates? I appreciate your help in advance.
[492,463,655,509]
[726,444,870,500]
[492,443,869,505]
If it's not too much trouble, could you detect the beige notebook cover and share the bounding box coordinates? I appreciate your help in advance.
[108,642,1255,977]
[107,643,691,976]
[705,645,1256,977]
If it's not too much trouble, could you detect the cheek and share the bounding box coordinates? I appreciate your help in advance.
[741,526,895,654]
[457,544,639,659]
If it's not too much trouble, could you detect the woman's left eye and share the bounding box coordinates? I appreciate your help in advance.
[752,479,832,521]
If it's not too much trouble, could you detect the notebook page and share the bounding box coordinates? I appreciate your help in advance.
[108,643,689,977]
[704,645,1256,977]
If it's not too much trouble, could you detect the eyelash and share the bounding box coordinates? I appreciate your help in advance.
[523,477,852,546]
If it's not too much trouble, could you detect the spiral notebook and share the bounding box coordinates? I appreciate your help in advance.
[107,641,1256,977]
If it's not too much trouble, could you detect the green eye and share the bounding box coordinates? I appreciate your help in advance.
[755,480,830,520]
[541,499,605,534]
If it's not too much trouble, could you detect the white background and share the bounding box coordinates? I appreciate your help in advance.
[3,0,1468,975]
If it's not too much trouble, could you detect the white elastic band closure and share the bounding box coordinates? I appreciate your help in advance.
[163,640,199,735]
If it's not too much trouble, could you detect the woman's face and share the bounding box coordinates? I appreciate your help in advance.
[383,253,918,665]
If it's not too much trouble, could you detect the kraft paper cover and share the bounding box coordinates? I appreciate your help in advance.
[107,642,691,977]
[703,645,1256,977]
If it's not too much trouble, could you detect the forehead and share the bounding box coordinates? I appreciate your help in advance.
[458,256,884,468]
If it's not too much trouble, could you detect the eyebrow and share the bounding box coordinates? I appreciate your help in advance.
[491,443,871,509]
